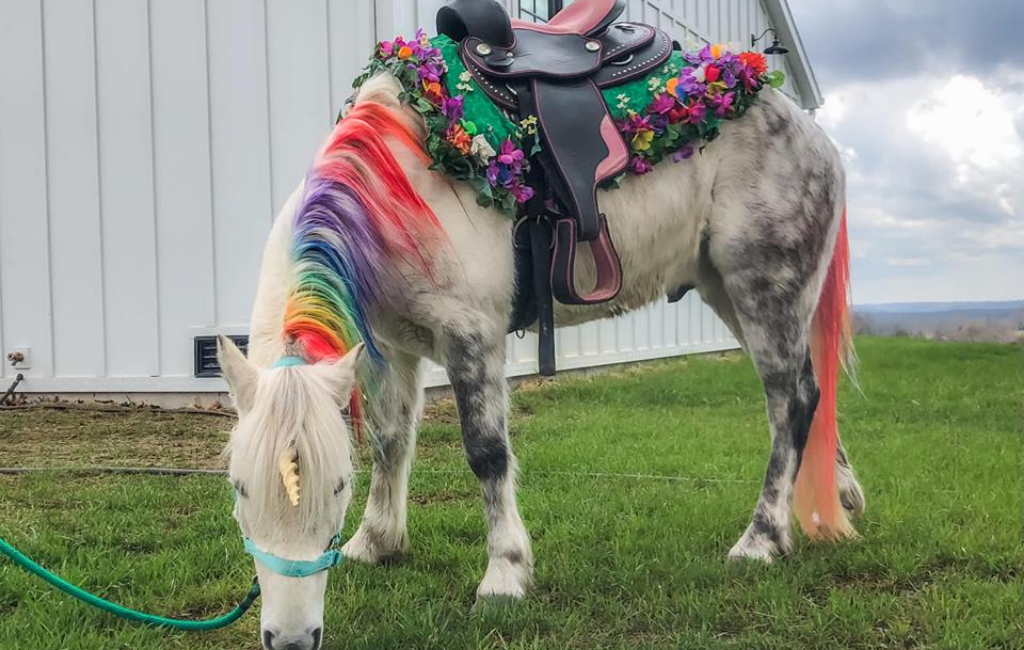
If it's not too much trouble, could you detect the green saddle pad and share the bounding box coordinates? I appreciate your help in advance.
[353,31,783,215]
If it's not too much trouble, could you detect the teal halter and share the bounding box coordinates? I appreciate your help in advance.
[242,534,343,578]
[272,356,308,368]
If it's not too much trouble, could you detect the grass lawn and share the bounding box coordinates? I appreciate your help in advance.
[1,337,1022,649]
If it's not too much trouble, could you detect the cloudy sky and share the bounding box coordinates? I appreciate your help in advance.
[788,0,1023,304]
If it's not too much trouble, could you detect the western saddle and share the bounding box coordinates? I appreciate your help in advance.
[437,0,674,375]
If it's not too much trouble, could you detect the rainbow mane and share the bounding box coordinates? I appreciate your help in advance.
[282,101,441,399]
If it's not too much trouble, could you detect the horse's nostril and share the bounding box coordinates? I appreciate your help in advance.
[262,630,275,650]
[311,627,323,650]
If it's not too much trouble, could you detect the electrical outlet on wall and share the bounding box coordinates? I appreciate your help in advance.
[7,347,30,370]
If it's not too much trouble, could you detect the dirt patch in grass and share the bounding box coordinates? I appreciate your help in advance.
[0,409,230,469]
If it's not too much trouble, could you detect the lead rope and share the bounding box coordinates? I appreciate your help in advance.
[0,535,259,631]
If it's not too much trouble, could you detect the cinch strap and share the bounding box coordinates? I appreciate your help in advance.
[242,535,343,578]
[272,356,308,368]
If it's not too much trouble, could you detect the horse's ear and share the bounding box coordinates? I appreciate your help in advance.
[314,343,365,401]
[218,335,257,413]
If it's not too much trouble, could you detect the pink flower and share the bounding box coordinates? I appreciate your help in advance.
[379,40,394,57]
[509,182,535,203]
[497,140,525,166]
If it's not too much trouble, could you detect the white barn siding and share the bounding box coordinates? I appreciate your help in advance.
[0,0,812,397]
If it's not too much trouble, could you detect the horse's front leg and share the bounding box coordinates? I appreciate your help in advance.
[343,352,422,563]
[445,325,533,599]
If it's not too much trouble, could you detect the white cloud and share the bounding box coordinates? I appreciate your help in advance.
[814,72,1024,303]
[907,75,1023,170]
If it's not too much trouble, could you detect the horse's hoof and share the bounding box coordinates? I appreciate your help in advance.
[476,559,531,600]
[341,527,407,565]
[727,543,775,564]
[727,526,787,563]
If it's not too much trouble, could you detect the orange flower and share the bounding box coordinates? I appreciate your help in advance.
[397,45,413,60]
[447,124,472,154]
[739,52,768,76]
[665,77,679,97]
[710,43,725,59]
[422,80,443,104]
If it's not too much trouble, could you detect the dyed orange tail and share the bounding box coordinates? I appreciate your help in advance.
[793,209,857,540]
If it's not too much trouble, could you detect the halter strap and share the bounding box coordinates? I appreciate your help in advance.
[271,356,308,368]
[242,534,343,578]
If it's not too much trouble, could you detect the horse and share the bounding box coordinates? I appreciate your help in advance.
[217,64,864,649]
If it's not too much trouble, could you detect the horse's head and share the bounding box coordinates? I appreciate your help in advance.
[218,336,363,650]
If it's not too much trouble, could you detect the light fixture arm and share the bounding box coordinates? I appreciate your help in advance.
[751,27,779,48]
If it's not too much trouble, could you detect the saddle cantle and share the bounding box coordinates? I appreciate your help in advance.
[437,0,675,376]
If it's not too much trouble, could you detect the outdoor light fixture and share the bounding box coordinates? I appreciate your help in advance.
[751,28,789,55]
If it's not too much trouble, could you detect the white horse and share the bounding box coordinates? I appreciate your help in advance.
[218,71,864,650]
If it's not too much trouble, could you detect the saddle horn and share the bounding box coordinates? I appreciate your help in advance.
[437,0,515,48]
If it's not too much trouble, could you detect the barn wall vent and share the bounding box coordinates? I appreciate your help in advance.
[194,335,249,378]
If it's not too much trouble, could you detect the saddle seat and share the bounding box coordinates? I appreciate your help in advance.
[509,0,623,36]
[437,0,675,375]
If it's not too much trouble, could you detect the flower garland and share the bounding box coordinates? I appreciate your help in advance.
[353,33,784,216]
[354,30,536,215]
[611,44,784,174]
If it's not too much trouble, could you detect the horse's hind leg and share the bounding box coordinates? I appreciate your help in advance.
[701,261,865,524]
[343,352,422,563]
[444,321,533,599]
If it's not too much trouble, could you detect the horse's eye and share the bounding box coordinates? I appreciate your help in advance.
[333,477,346,496]
[233,480,248,498]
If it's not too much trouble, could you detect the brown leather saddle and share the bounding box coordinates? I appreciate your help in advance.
[437,0,674,375]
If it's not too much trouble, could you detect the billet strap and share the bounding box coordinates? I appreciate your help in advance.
[551,215,622,305]
[529,220,557,377]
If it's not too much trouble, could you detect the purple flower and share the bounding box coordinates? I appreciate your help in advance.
[619,113,653,136]
[671,144,695,162]
[628,155,653,175]
[441,95,464,122]
[648,113,669,134]
[684,44,714,66]
[416,62,443,83]
[721,68,737,90]
[709,91,735,118]
[650,93,676,115]
[678,70,706,98]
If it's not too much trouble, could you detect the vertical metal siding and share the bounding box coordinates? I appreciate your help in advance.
[0,0,817,393]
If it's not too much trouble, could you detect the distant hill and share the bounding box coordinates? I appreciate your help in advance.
[857,301,1024,314]
[853,301,1024,341]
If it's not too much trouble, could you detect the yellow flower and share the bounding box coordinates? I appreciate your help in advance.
[710,43,725,59]
[520,115,538,135]
[632,129,654,151]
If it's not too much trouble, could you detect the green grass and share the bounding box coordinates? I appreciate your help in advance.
[1,338,1022,649]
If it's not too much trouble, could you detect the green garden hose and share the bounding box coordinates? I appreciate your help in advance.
[0,535,259,631]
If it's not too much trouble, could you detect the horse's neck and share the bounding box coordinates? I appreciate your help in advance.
[247,186,305,369]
